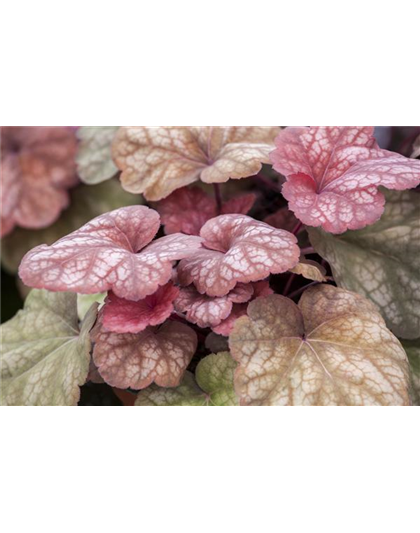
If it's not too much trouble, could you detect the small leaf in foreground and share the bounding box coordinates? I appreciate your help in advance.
[229,285,410,406]
[195,352,238,406]
[308,191,420,339]
[289,259,327,282]
[0,290,97,406]
[175,283,253,328]
[102,282,179,333]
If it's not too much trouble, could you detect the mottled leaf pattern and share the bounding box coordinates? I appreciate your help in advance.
[308,191,420,339]
[112,127,279,200]
[270,126,420,233]
[195,352,238,406]
[19,206,202,301]
[102,283,179,333]
[178,214,299,297]
[92,319,197,389]
[229,285,410,406]
[0,290,97,406]
[1,179,141,274]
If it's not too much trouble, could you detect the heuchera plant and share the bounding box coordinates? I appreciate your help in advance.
[1,125,420,406]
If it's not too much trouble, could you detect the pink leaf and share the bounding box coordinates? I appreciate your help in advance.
[264,206,301,233]
[1,127,79,237]
[211,280,273,336]
[102,283,179,333]
[92,319,197,389]
[154,186,255,236]
[270,127,420,233]
[178,214,300,297]
[175,283,254,328]
[19,206,202,301]
[212,304,248,336]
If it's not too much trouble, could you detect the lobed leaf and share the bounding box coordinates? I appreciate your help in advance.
[92,319,197,389]
[308,191,420,339]
[178,214,299,297]
[112,127,279,200]
[19,206,202,301]
[270,126,420,234]
[175,283,253,328]
[0,290,97,406]
[1,179,141,274]
[229,285,410,406]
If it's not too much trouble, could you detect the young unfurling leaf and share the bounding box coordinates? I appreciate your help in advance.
[175,283,253,328]
[270,126,420,234]
[102,282,179,333]
[178,214,299,297]
[112,127,279,200]
[19,206,202,301]
[0,290,97,406]
[229,285,410,406]
[289,259,327,282]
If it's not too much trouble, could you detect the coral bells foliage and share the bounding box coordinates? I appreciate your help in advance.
[5,125,420,406]
[178,214,300,297]
[270,126,420,233]
[1,127,79,237]
[112,126,279,200]
[19,206,202,300]
[153,186,256,235]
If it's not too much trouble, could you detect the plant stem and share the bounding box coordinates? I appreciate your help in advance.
[287,281,320,299]
[282,273,296,296]
[213,183,223,214]
[292,221,303,235]
[300,246,315,255]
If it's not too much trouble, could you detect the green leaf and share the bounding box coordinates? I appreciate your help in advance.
[195,352,238,406]
[0,290,97,406]
[77,293,106,321]
[135,352,238,406]
[1,179,142,273]
[135,372,208,406]
[308,190,420,339]
[76,126,119,184]
[401,339,420,405]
